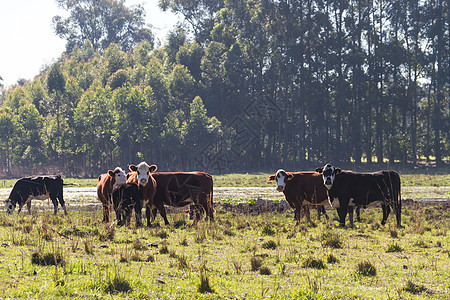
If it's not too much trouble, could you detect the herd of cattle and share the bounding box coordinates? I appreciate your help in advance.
[3,162,402,228]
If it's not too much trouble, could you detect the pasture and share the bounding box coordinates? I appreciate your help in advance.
[0,174,448,299]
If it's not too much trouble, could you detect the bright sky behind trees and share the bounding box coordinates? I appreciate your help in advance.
[0,0,179,87]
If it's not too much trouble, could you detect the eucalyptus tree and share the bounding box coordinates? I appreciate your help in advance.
[53,0,153,52]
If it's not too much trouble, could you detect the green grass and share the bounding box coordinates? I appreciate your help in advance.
[0,200,448,299]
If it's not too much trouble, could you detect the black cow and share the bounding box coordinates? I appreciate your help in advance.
[112,182,142,227]
[316,164,401,227]
[5,175,74,215]
[150,172,215,225]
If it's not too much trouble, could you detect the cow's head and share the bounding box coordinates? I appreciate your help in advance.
[5,199,15,214]
[315,164,340,190]
[108,167,127,186]
[129,162,157,186]
[268,169,293,192]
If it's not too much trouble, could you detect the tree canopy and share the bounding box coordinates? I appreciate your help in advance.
[0,0,448,177]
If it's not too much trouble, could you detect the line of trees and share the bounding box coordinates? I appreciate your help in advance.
[0,0,449,177]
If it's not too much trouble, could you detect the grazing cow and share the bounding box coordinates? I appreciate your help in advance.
[112,182,142,227]
[97,167,127,223]
[126,162,157,227]
[5,175,74,215]
[316,164,402,227]
[149,172,215,225]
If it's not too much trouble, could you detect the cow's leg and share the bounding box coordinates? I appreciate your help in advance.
[317,206,329,220]
[294,208,301,224]
[102,201,110,223]
[336,206,348,227]
[58,194,68,215]
[347,207,354,227]
[26,200,32,214]
[303,205,315,227]
[381,204,390,225]
[155,203,170,226]
[396,199,402,228]
[134,199,143,228]
[50,196,59,214]
[355,206,361,222]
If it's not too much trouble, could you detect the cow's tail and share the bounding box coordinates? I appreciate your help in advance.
[396,173,402,227]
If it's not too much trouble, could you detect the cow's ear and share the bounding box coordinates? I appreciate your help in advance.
[315,168,323,173]
[268,175,276,181]
[107,170,115,177]
[129,165,137,172]
[286,173,294,180]
[149,165,157,173]
[335,168,341,175]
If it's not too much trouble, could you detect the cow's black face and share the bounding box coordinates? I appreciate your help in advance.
[316,164,340,190]
[4,200,15,214]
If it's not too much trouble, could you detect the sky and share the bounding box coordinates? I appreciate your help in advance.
[0,0,180,88]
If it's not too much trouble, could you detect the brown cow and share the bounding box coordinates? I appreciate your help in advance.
[269,169,330,225]
[149,172,215,225]
[126,161,157,227]
[97,167,127,223]
[269,169,359,226]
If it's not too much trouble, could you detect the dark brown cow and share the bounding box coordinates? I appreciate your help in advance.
[112,182,142,227]
[126,161,157,227]
[96,167,127,223]
[269,169,331,225]
[149,172,215,225]
[316,164,401,227]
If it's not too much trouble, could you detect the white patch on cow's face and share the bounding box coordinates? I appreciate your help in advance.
[275,170,288,192]
[5,200,14,214]
[131,162,157,187]
[330,197,340,208]
[113,168,126,186]
[320,164,336,190]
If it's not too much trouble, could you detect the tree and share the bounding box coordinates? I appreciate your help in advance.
[53,0,153,52]
[0,109,16,175]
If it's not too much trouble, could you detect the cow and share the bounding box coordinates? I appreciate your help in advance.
[269,169,330,226]
[268,169,360,226]
[126,161,158,227]
[149,172,215,225]
[112,182,142,227]
[5,175,75,215]
[316,164,402,228]
[97,167,127,223]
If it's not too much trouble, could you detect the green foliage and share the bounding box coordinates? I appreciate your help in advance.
[402,280,428,295]
[356,261,377,276]
[262,239,277,250]
[386,242,404,253]
[302,257,326,270]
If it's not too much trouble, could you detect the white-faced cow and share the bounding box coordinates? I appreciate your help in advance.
[269,169,360,226]
[5,175,73,215]
[126,162,158,227]
[112,182,142,227]
[269,170,329,225]
[316,164,401,228]
[150,172,215,225]
[97,167,127,223]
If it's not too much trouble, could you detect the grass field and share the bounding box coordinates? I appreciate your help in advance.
[0,199,448,299]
